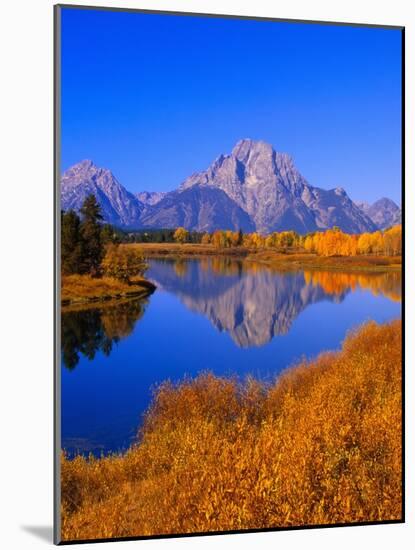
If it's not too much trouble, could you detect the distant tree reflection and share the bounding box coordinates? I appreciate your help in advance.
[61,298,148,370]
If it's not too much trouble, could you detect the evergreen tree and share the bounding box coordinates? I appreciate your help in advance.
[80,195,104,276]
[237,229,243,246]
[61,210,84,274]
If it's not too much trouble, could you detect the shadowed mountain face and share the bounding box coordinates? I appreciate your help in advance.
[140,187,255,232]
[61,140,395,234]
[146,259,401,348]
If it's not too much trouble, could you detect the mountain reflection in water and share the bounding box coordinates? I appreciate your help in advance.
[146,258,401,348]
[61,259,401,368]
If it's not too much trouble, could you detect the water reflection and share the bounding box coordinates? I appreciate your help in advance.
[61,298,148,369]
[147,259,401,348]
[61,261,401,366]
[61,258,401,455]
[304,270,401,302]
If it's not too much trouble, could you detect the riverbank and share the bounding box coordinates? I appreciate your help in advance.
[61,319,402,541]
[248,251,402,272]
[61,274,156,306]
[129,243,401,272]
[130,242,250,257]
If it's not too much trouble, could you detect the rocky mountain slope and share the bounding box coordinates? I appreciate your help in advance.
[179,139,376,233]
[135,191,166,206]
[355,198,401,230]
[139,186,255,232]
[61,140,398,234]
[61,160,143,228]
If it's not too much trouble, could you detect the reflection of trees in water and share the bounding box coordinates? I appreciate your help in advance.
[157,257,243,278]
[173,260,188,278]
[61,299,147,370]
[210,257,243,277]
[304,270,402,302]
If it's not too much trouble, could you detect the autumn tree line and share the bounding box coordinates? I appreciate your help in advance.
[172,225,402,257]
[61,195,146,282]
[62,195,401,264]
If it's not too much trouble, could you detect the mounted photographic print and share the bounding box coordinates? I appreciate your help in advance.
[54,4,404,544]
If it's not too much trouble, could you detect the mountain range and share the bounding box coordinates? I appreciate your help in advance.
[61,139,401,234]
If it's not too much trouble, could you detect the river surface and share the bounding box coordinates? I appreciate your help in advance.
[61,257,401,456]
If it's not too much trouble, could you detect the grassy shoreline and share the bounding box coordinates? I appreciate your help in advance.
[61,274,156,306]
[246,251,402,272]
[61,319,402,540]
[129,243,401,272]
[131,242,250,258]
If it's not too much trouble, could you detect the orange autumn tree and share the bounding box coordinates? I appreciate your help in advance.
[243,232,265,248]
[173,227,189,244]
[194,225,401,256]
[201,232,211,245]
[300,226,401,257]
[383,225,402,255]
[211,230,228,248]
[211,230,242,248]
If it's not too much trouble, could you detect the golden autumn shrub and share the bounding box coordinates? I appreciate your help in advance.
[101,244,147,282]
[61,320,402,541]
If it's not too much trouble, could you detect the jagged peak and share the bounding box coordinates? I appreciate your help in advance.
[211,153,228,166]
[70,159,96,171]
[274,151,296,170]
[232,139,296,171]
[371,197,399,209]
[63,159,122,184]
[78,158,94,167]
[62,159,101,180]
[334,186,347,196]
[232,138,273,161]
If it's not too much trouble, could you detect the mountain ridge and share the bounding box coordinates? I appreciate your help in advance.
[355,197,401,230]
[61,159,144,228]
[61,140,401,234]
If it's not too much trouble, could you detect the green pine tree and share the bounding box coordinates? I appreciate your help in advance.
[61,210,85,274]
[80,195,104,276]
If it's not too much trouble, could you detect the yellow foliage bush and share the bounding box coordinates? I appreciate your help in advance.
[61,320,402,541]
[101,244,147,282]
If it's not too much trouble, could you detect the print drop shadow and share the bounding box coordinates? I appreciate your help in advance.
[21,525,53,543]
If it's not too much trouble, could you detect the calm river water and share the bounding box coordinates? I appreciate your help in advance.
[61,257,401,455]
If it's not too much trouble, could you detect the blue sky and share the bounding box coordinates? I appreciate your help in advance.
[60,7,402,204]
